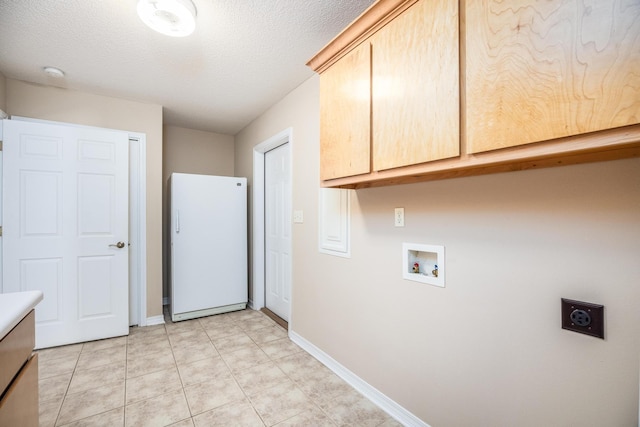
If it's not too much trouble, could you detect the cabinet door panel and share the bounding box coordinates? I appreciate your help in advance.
[372,0,459,171]
[466,0,640,154]
[320,43,371,180]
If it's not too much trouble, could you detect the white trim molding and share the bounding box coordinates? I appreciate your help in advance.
[145,315,166,326]
[289,330,431,427]
[128,133,147,327]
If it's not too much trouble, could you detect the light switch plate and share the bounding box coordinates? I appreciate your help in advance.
[395,208,404,227]
[293,210,304,223]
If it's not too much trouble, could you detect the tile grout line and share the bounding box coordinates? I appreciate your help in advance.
[203,312,270,426]
[222,311,334,427]
[168,321,197,425]
[52,342,83,427]
[40,310,392,427]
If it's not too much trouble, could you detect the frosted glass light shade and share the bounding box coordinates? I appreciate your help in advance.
[137,0,197,37]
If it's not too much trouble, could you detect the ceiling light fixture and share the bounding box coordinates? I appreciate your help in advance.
[137,0,197,37]
[43,66,65,78]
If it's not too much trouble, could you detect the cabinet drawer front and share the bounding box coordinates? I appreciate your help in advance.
[320,42,372,180]
[0,353,39,427]
[0,310,35,395]
[466,0,640,153]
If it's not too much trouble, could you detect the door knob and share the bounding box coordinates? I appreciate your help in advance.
[109,242,125,249]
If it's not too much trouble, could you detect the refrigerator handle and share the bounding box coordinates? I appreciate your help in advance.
[176,210,180,233]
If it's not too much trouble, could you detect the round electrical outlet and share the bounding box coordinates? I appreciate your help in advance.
[570,309,591,326]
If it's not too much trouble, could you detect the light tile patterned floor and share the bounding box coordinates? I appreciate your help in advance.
[37,309,402,426]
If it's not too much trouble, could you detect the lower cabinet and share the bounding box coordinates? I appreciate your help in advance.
[0,310,38,427]
[0,354,38,427]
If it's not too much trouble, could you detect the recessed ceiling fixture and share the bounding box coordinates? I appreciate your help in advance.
[137,0,197,37]
[43,66,65,78]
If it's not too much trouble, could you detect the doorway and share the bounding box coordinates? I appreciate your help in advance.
[252,128,292,327]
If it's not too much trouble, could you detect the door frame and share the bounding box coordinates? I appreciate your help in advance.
[251,128,292,320]
[1,117,148,327]
[127,134,148,326]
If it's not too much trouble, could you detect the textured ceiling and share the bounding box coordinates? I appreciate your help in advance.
[0,0,375,134]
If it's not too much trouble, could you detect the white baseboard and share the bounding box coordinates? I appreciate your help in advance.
[145,315,166,326]
[289,330,430,427]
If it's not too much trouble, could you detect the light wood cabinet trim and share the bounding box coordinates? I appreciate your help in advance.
[322,125,640,188]
[371,0,459,171]
[320,42,372,180]
[306,0,420,74]
[465,0,640,154]
[0,310,35,396]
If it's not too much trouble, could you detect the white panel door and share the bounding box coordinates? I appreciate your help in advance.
[265,143,291,321]
[2,120,129,349]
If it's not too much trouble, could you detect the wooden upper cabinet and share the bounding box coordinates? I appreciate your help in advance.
[308,0,640,188]
[319,42,371,180]
[317,0,460,180]
[466,0,640,154]
[371,0,459,171]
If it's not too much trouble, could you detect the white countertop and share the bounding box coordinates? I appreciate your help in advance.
[0,291,43,339]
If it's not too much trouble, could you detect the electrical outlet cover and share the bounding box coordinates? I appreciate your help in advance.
[394,207,404,227]
[561,298,604,339]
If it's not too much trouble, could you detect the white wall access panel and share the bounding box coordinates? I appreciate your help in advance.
[319,188,351,258]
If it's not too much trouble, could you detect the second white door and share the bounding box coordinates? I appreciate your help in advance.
[265,143,291,321]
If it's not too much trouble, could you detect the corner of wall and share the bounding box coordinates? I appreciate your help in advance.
[0,72,7,112]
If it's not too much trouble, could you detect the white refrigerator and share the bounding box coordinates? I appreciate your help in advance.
[169,173,248,322]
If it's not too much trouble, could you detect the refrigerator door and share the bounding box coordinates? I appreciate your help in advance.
[170,173,247,320]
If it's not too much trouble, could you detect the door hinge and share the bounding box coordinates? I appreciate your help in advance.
[0,226,3,236]
[0,141,3,151]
